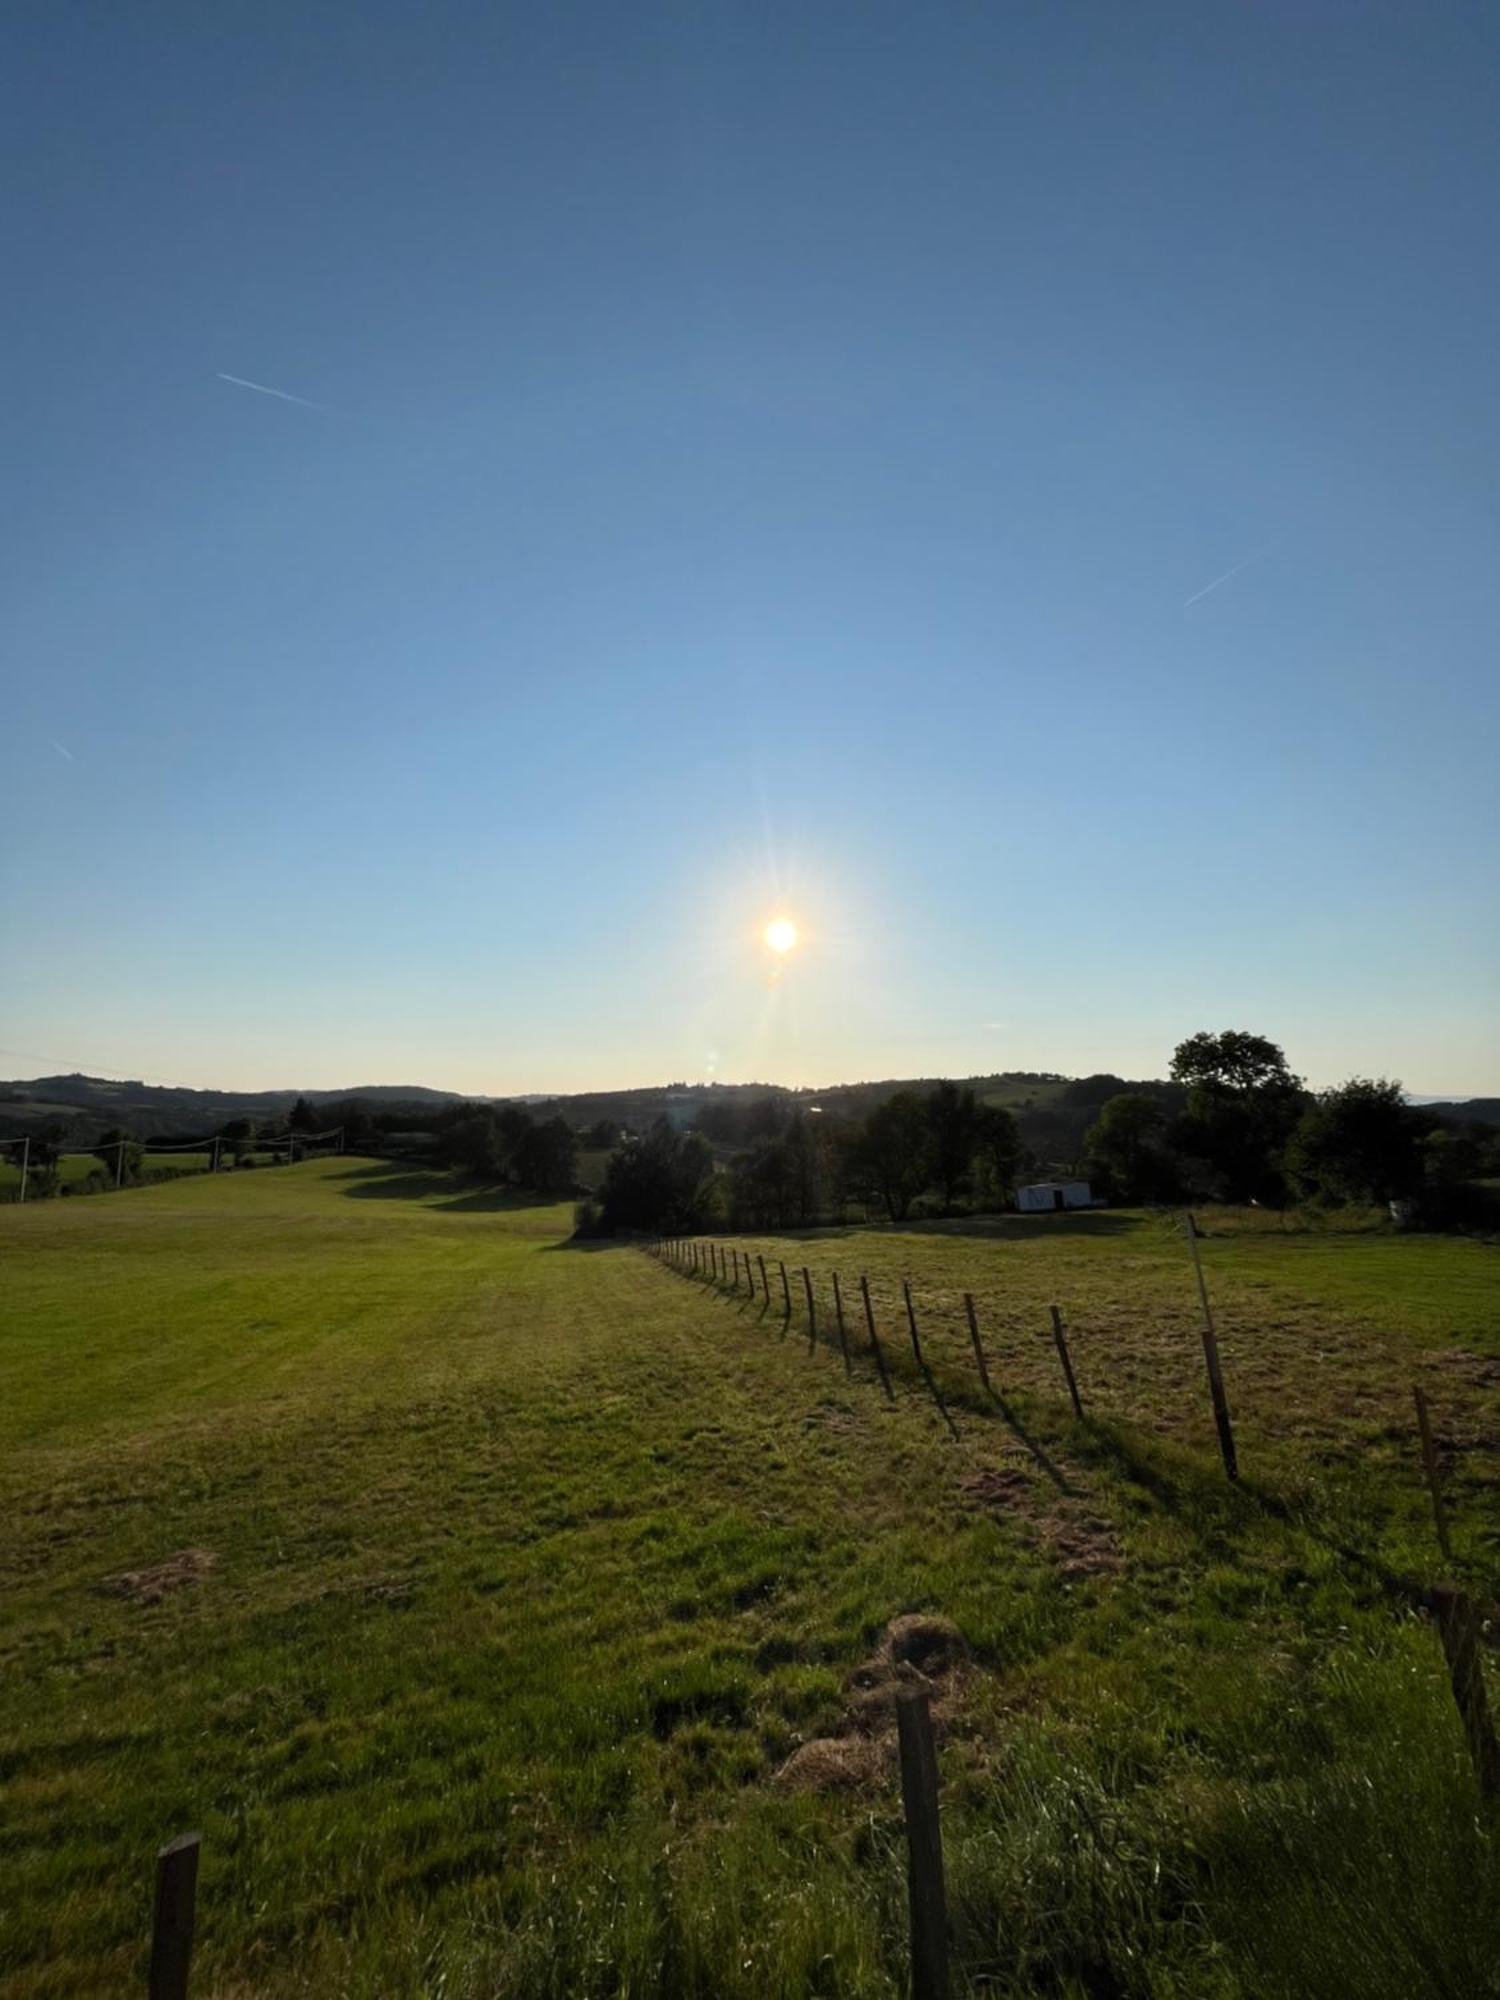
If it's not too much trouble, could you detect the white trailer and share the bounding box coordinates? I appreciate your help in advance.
[1017,1179,1094,1213]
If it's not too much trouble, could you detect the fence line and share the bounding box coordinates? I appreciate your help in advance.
[0,1127,345,1203]
[643,1223,1486,1538]
[644,1225,1500,1801]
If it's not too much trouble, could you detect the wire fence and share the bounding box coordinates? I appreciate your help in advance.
[644,1225,1500,1809]
[0,1127,345,1203]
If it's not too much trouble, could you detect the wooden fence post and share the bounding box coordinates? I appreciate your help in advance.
[1049,1305,1084,1420]
[963,1293,992,1396]
[896,1689,949,2000]
[779,1260,792,1322]
[803,1267,817,1352]
[732,1248,741,1291]
[1414,1385,1453,1562]
[149,1831,200,2000]
[1183,1216,1238,1480]
[860,1275,896,1401]
[758,1253,769,1304]
[1431,1586,1500,1797]
[832,1272,852,1375]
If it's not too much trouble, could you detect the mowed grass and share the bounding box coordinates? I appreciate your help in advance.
[2,1166,1498,1997]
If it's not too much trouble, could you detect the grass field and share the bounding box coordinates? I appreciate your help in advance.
[3,1162,1498,1997]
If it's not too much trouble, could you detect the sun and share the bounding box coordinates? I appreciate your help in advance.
[764,917,798,956]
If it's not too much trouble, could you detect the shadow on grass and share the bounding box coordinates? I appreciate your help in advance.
[723,1210,1145,1248]
[888,1210,1145,1243]
[1073,1415,1432,1608]
[332,1162,562,1215]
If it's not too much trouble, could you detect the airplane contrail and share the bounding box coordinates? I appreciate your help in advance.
[1183,540,1276,609]
[216,371,330,412]
[50,739,75,762]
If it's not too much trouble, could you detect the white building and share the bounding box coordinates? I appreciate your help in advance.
[1017,1179,1094,1213]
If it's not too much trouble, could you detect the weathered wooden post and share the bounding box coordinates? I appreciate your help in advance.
[803,1267,817,1352]
[896,1689,949,2000]
[963,1293,992,1396]
[758,1253,769,1304]
[1413,1385,1453,1562]
[779,1260,792,1322]
[1049,1305,1084,1420]
[832,1271,852,1375]
[860,1275,895,1401]
[1431,1586,1500,1797]
[149,1831,201,2000]
[1183,1215,1238,1480]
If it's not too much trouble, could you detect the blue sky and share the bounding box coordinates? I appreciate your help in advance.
[5,2,1497,1095]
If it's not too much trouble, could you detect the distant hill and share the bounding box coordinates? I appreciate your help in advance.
[3,1069,1494,1160]
[1424,1098,1500,1129]
[0,1073,465,1142]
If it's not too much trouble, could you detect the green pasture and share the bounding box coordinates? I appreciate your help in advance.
[2,1163,1497,1997]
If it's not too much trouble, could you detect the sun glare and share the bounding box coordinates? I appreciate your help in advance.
[764,917,798,955]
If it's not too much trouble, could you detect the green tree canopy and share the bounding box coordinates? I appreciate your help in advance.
[1084,1094,1179,1203]
[973,1102,1022,1204]
[598,1120,715,1234]
[1286,1078,1423,1205]
[857,1092,932,1221]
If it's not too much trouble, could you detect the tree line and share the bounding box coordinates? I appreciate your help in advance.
[584,1079,1024,1236]
[581,1031,1500,1238]
[1083,1030,1499,1223]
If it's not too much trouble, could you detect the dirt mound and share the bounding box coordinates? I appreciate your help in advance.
[961,1463,1122,1579]
[775,1735,886,1790]
[101,1549,217,1604]
[883,1611,969,1676]
[774,1613,970,1792]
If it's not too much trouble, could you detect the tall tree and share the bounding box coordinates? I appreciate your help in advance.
[973,1102,1022,1207]
[858,1092,932,1221]
[1286,1078,1423,1205]
[598,1120,715,1233]
[1170,1031,1301,1097]
[1084,1094,1178,1203]
[925,1082,980,1211]
[515,1116,578,1193]
[1169,1030,1306,1203]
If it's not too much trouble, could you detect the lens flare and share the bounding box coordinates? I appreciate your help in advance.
[764,918,798,955]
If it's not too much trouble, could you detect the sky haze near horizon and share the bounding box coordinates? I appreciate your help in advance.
[5,2,1498,1096]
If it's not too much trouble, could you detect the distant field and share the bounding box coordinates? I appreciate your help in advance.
[3,1163,1498,1997]
[0,1150,306,1198]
